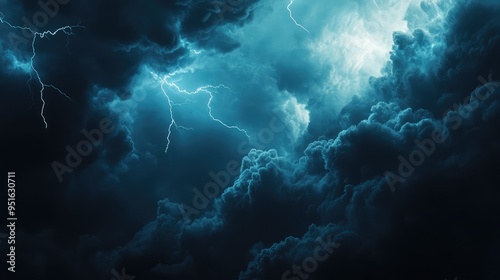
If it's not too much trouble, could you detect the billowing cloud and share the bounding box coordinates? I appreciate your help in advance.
[1,0,500,279]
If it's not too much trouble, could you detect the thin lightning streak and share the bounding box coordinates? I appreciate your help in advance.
[287,0,310,34]
[206,91,249,137]
[372,0,380,9]
[159,82,179,153]
[151,71,250,154]
[0,12,82,128]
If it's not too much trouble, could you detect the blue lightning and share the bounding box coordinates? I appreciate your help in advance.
[0,12,82,128]
[287,0,310,34]
[150,71,250,154]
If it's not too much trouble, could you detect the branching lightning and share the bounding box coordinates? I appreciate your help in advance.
[0,12,82,128]
[150,71,250,154]
[287,0,310,34]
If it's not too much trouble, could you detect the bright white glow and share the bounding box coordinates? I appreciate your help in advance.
[309,0,456,105]
[310,0,420,104]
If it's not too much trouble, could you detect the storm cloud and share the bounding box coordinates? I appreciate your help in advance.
[1,0,500,279]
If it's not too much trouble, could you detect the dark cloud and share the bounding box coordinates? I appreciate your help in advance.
[1,0,500,279]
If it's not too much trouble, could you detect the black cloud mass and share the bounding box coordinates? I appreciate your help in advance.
[1,0,500,279]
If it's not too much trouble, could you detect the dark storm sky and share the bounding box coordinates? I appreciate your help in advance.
[1,0,500,279]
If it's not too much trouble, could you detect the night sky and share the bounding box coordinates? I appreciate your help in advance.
[1,0,500,279]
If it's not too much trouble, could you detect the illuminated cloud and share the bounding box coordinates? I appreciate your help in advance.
[2,0,500,279]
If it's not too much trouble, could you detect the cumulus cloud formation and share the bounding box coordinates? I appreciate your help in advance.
[1,0,500,279]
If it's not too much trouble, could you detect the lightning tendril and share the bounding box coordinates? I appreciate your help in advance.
[287,0,310,34]
[151,71,250,154]
[0,12,83,128]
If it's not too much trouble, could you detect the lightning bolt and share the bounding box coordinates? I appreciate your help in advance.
[0,12,82,128]
[150,71,250,154]
[372,0,380,9]
[287,0,310,34]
